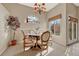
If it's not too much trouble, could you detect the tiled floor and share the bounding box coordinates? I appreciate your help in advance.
[47,42,66,56]
[1,43,24,56]
[65,43,79,56]
[47,41,79,56]
[1,40,79,56]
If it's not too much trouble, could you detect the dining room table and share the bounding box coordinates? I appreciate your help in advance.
[27,32,42,49]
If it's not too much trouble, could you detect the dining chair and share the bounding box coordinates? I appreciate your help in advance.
[48,35,53,46]
[38,31,50,56]
[21,30,35,51]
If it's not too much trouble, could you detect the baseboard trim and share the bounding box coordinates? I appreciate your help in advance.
[67,40,79,46]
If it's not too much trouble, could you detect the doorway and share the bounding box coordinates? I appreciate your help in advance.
[67,16,78,45]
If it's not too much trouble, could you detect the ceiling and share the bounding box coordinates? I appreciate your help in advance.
[19,3,79,12]
[19,3,58,11]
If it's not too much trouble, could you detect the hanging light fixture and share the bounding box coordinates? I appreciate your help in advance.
[33,3,46,15]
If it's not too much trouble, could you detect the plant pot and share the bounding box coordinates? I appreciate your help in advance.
[9,40,17,46]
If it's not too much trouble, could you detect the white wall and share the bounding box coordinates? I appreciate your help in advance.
[76,7,79,43]
[47,4,67,46]
[0,4,10,55]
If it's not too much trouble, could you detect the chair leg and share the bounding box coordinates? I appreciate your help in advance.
[40,48,48,56]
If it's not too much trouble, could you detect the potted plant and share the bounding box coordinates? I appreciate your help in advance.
[7,16,20,46]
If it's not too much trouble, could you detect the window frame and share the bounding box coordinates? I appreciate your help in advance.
[48,14,61,35]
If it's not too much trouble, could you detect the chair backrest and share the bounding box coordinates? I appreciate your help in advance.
[41,31,50,42]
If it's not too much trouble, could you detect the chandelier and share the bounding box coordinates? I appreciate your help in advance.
[33,3,46,15]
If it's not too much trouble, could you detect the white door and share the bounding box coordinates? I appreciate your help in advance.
[68,21,78,44]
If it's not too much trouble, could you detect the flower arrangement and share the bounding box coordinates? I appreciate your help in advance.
[7,16,20,30]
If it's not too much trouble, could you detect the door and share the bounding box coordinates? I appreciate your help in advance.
[68,17,78,45]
